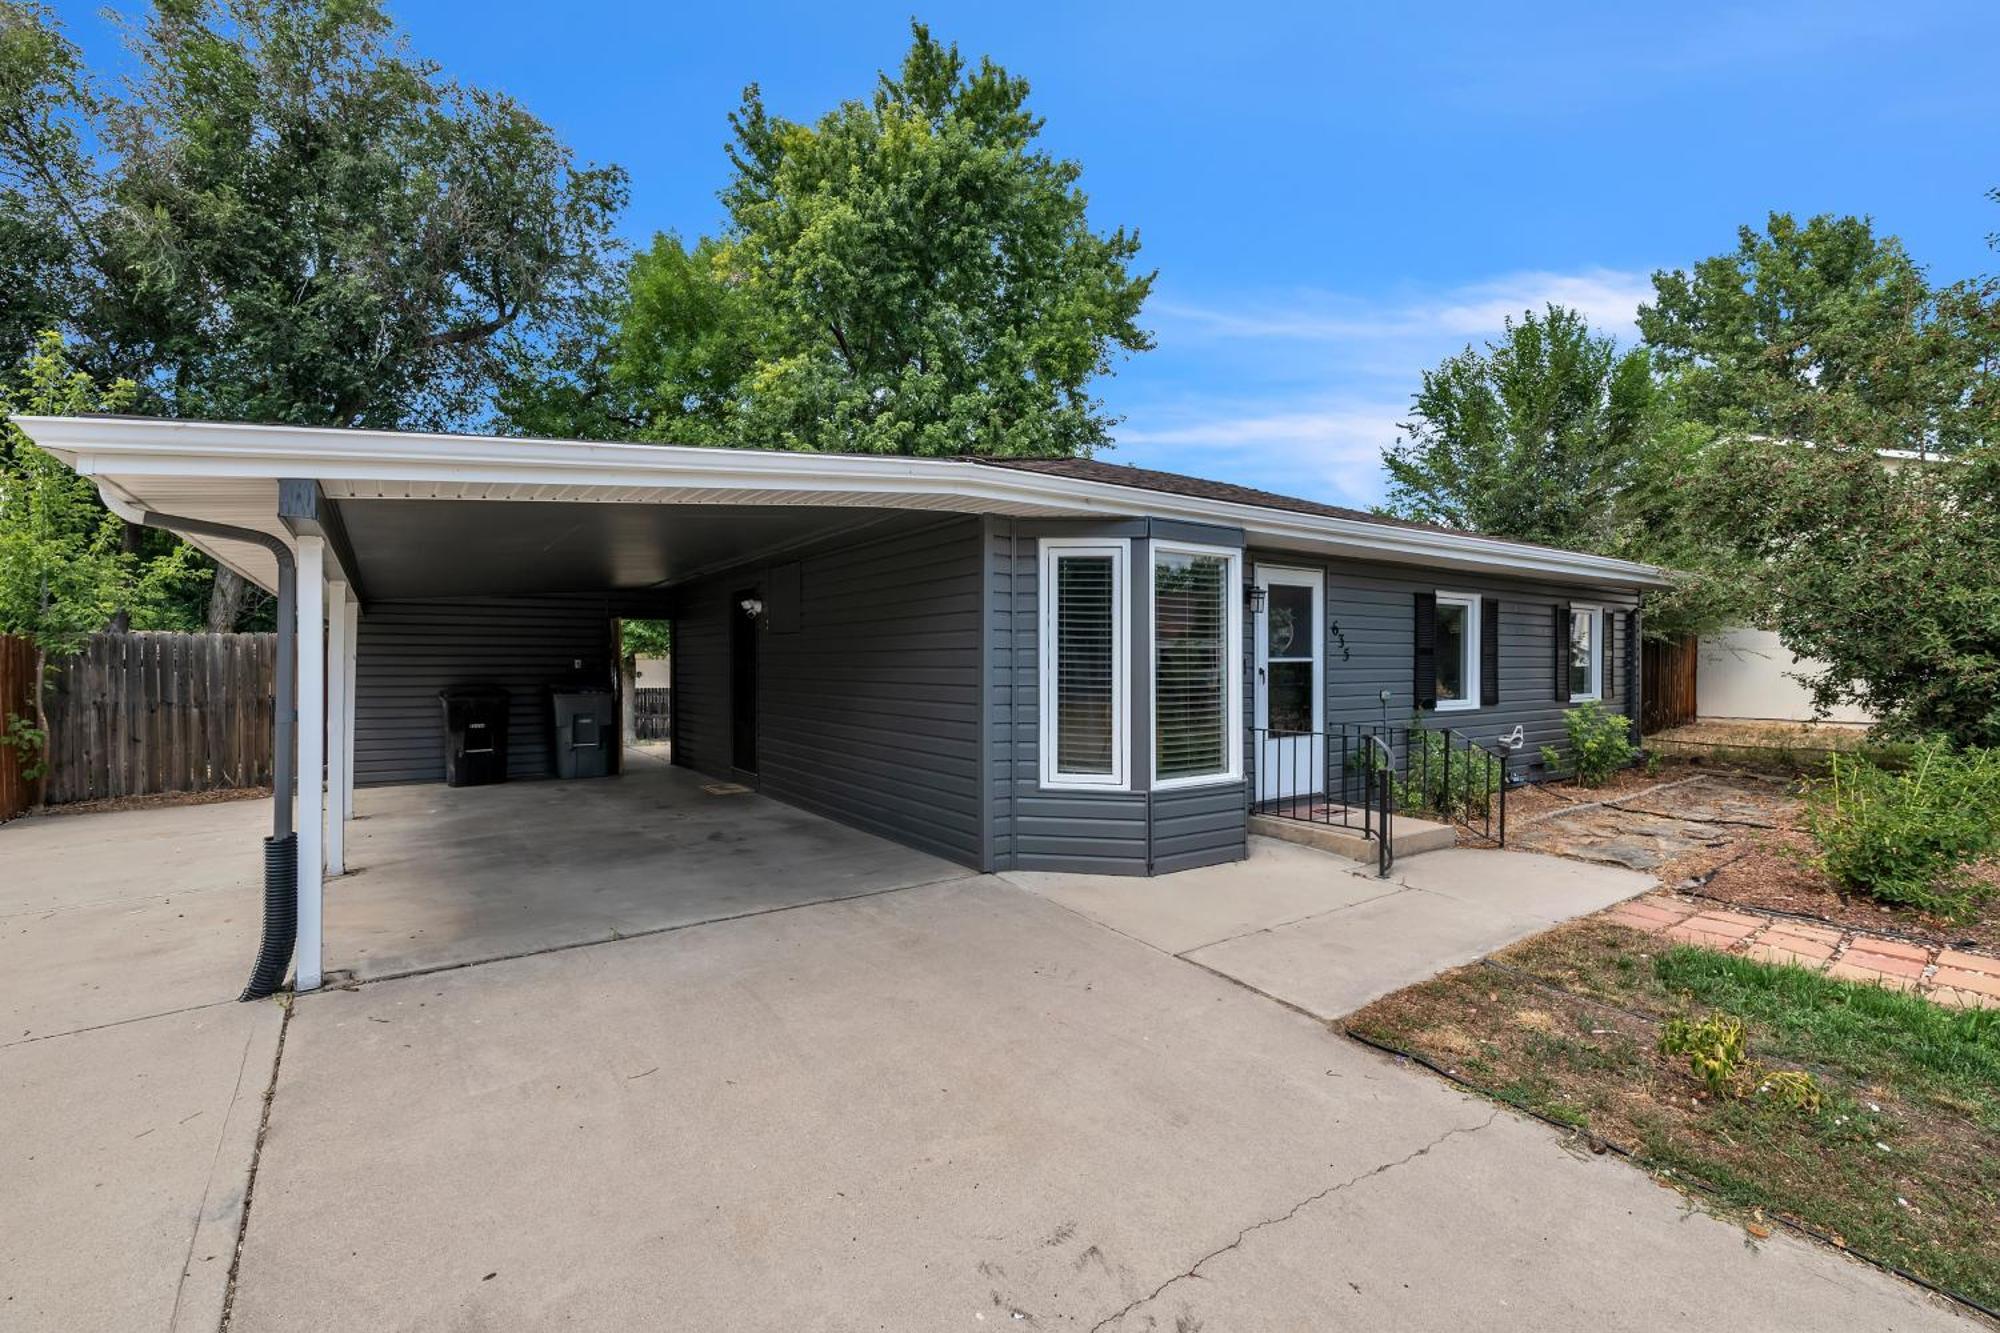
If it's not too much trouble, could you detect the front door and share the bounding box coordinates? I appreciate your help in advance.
[730,589,759,775]
[1253,566,1324,805]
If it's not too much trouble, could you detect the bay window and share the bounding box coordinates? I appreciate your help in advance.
[1152,542,1242,787]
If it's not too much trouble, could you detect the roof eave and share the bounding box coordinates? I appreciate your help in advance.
[14,415,1672,590]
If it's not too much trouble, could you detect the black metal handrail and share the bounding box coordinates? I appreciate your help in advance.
[1249,721,1510,851]
[1248,723,1397,876]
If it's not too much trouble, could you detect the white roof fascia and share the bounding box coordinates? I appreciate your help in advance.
[15,416,1671,589]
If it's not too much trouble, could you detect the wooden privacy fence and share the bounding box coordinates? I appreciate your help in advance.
[0,634,37,820]
[38,632,278,807]
[1642,635,1699,734]
[633,686,672,741]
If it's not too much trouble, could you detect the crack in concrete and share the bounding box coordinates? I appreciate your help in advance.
[1174,884,1411,958]
[216,998,292,1333]
[314,870,981,994]
[1085,1109,1500,1332]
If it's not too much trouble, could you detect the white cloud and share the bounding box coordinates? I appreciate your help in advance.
[1115,399,1409,508]
[1152,267,1654,345]
[1108,266,1656,508]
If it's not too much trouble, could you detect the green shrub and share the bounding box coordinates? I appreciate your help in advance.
[1803,739,2000,918]
[1398,727,1502,820]
[1540,701,1638,787]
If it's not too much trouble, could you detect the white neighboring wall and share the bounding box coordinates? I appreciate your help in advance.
[1696,627,1874,724]
[635,655,671,689]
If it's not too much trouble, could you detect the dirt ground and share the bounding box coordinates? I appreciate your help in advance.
[20,785,272,819]
[1510,763,2000,950]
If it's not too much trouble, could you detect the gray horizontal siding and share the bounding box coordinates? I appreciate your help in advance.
[1248,551,1642,780]
[354,596,614,785]
[1151,781,1249,874]
[673,518,985,868]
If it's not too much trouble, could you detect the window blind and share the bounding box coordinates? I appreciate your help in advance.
[1054,554,1117,776]
[1154,550,1229,779]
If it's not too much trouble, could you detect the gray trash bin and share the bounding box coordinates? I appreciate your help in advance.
[551,688,614,779]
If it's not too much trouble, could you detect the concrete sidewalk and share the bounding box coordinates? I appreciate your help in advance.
[1008,838,1657,1018]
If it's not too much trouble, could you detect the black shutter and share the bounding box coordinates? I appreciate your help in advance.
[1413,592,1437,709]
[1553,603,1569,701]
[1480,597,1500,706]
[1603,609,1615,700]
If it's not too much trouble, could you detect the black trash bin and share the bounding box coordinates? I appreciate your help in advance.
[439,686,510,787]
[551,687,615,779]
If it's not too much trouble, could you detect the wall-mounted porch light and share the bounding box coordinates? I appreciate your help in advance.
[1244,584,1267,615]
[739,597,765,618]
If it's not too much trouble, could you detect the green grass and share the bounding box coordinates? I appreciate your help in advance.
[1652,945,2000,1130]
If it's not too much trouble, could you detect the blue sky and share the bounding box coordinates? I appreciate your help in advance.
[56,1,2000,504]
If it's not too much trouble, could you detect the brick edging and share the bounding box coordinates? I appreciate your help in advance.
[1603,894,2000,1009]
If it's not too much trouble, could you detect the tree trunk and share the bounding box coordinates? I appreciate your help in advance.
[207,567,251,632]
[108,520,143,633]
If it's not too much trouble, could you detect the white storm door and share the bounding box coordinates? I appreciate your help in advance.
[1253,566,1325,805]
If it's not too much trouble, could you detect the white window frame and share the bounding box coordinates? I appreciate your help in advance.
[1150,540,1244,791]
[1569,602,1604,703]
[1039,537,1131,791]
[1432,590,1481,713]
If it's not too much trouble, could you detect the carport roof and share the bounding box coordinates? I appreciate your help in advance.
[15,415,1670,594]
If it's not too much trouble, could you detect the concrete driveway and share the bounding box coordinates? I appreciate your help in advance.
[3,797,1971,1330]
[1,797,280,1332]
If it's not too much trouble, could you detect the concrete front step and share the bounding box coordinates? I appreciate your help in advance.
[1248,811,1458,863]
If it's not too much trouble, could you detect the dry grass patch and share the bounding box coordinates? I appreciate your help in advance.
[1347,919,2000,1311]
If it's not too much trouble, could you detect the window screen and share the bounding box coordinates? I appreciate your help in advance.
[1569,608,1596,698]
[1155,549,1231,779]
[1435,600,1468,703]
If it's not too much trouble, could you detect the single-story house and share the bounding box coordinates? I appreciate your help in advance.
[17,416,1668,992]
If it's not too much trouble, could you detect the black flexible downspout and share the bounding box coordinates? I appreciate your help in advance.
[139,511,298,999]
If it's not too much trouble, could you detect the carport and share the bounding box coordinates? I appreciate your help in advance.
[16,416,1114,992]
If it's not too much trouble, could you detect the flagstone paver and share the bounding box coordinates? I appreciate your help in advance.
[1600,892,2000,1008]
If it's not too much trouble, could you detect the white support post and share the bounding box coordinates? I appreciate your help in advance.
[325,577,349,877]
[341,594,358,823]
[295,536,326,993]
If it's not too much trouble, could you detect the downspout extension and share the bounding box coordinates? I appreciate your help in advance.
[137,510,299,1000]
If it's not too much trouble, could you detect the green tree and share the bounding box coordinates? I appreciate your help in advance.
[1378,306,1750,638]
[1639,211,1998,455]
[1695,434,1999,745]
[532,22,1154,457]
[1,334,205,787]
[0,0,628,624]
[1652,205,2000,742]
[1381,304,1656,549]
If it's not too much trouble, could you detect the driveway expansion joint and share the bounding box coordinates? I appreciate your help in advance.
[1085,1109,1500,1331]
